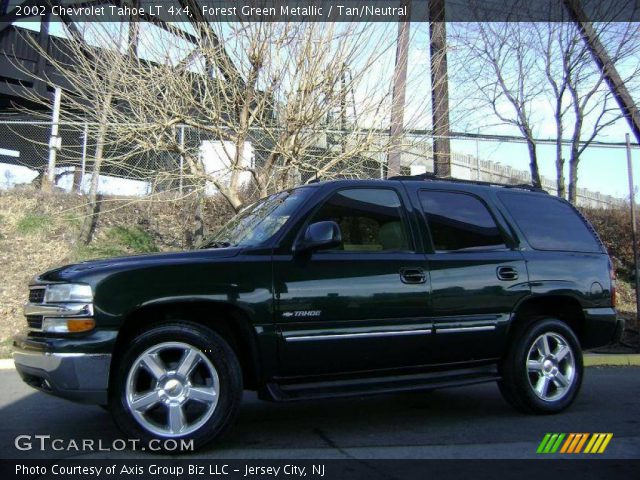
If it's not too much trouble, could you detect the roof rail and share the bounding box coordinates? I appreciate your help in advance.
[387,172,547,193]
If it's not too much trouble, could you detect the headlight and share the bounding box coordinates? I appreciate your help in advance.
[43,284,93,303]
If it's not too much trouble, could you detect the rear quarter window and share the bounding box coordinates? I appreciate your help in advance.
[497,192,601,253]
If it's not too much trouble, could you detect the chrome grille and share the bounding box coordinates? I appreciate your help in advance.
[28,288,45,304]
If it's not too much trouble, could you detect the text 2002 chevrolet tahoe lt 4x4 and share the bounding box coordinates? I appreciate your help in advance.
[14,176,622,450]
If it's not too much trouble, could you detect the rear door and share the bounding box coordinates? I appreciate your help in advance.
[415,189,530,363]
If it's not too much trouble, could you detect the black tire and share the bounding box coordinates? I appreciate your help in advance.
[499,318,583,414]
[109,321,243,451]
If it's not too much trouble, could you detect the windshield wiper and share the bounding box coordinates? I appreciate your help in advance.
[200,240,232,249]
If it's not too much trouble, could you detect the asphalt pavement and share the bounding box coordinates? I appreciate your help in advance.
[0,366,638,460]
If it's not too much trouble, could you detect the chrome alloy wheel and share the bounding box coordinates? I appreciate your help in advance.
[526,332,576,401]
[125,342,219,437]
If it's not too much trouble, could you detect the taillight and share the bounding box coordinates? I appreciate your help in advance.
[609,258,616,308]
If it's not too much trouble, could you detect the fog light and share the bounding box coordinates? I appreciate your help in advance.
[42,318,95,333]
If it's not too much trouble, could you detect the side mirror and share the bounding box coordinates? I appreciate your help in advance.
[294,221,342,253]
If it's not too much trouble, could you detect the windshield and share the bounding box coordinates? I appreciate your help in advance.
[200,188,314,249]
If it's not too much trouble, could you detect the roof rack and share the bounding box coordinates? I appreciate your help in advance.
[387,173,547,193]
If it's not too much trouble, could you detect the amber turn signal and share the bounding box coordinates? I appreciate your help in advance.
[42,317,95,333]
[66,318,96,333]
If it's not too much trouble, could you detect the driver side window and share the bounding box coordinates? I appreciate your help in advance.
[308,188,412,252]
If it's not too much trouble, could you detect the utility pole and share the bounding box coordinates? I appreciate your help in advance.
[34,10,51,96]
[128,0,140,58]
[340,64,347,155]
[44,87,62,191]
[626,133,640,341]
[429,0,451,177]
[563,0,640,144]
[388,0,411,178]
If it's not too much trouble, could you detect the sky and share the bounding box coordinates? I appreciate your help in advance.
[5,18,639,200]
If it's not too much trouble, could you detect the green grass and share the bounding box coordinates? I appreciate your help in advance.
[16,213,50,234]
[62,212,83,231]
[75,226,158,261]
[109,226,158,253]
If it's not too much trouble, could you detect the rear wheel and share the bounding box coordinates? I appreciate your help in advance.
[109,322,242,451]
[499,318,583,414]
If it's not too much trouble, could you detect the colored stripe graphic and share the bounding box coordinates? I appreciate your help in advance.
[574,433,589,453]
[538,433,613,454]
[584,433,614,454]
[597,434,613,453]
[565,433,588,453]
[550,433,565,453]
[537,433,565,453]
[584,433,599,453]
[537,433,552,453]
[560,433,575,453]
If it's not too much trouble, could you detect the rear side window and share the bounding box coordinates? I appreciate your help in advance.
[419,190,506,252]
[498,192,601,252]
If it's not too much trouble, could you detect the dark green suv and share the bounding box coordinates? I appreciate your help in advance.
[14,177,622,449]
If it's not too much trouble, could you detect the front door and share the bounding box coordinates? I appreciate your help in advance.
[274,187,433,377]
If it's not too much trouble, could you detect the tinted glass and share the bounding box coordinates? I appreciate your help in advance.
[309,189,411,252]
[203,188,313,248]
[498,192,601,252]
[419,191,506,251]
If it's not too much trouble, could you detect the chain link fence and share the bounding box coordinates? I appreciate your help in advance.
[0,118,629,208]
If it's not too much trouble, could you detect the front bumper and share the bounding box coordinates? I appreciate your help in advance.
[13,335,114,405]
[14,350,111,404]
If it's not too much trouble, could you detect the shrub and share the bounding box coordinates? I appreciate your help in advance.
[108,226,158,253]
[75,226,158,260]
[581,205,638,282]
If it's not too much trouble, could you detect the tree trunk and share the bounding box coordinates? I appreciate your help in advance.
[526,139,542,188]
[555,154,566,198]
[554,108,566,198]
[430,0,452,177]
[567,113,584,205]
[568,146,580,204]
[72,168,83,193]
[78,118,108,244]
[217,186,243,213]
[193,190,205,246]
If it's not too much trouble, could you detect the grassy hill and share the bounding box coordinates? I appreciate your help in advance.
[0,187,232,357]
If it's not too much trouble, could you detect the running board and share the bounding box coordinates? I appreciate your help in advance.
[266,366,500,401]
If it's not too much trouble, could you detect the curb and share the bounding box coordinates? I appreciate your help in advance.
[583,353,640,367]
[0,355,638,370]
[0,358,14,370]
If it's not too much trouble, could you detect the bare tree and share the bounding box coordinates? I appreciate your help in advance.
[451,23,544,188]
[98,21,403,211]
[452,20,640,201]
[544,20,640,203]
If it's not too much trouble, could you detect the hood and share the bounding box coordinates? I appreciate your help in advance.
[35,247,243,283]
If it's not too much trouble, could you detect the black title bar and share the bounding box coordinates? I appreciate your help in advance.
[2,0,640,23]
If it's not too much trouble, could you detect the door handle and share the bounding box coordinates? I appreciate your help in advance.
[400,267,427,284]
[497,266,519,281]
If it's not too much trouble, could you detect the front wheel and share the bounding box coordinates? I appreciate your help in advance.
[109,322,243,451]
[499,318,583,414]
